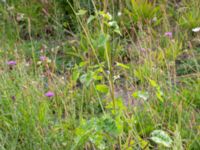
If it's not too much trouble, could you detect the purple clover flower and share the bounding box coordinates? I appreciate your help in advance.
[7,60,17,66]
[45,91,54,98]
[164,32,172,38]
[40,56,46,61]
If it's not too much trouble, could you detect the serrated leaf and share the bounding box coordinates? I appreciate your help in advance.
[96,84,109,93]
[150,130,172,148]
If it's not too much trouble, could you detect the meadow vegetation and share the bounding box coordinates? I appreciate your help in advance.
[0,0,200,149]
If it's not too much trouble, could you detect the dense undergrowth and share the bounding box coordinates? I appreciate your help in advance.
[0,0,200,149]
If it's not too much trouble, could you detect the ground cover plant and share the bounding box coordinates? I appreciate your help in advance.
[0,0,200,149]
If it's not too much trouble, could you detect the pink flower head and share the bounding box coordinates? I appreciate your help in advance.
[7,60,16,66]
[40,56,46,61]
[45,91,54,98]
[140,48,146,52]
[164,32,172,38]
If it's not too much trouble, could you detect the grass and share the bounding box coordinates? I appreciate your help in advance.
[0,0,200,149]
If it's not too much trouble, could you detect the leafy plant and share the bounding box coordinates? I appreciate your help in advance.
[150,129,173,148]
[124,0,161,25]
[72,114,123,149]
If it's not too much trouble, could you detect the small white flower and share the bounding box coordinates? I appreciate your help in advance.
[47,58,52,63]
[152,16,157,22]
[25,63,30,67]
[37,61,42,65]
[192,27,200,32]
[113,75,120,81]
[117,12,122,16]
[106,70,110,74]
[16,13,24,21]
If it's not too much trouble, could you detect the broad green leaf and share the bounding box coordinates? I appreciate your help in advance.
[108,21,118,27]
[79,61,88,67]
[80,72,94,87]
[96,84,109,93]
[101,115,120,136]
[72,70,80,81]
[150,130,172,147]
[87,15,96,24]
[114,28,122,35]
[97,33,110,48]
[76,9,87,16]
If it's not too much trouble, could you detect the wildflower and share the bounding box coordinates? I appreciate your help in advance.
[7,60,16,66]
[25,62,30,67]
[164,32,172,38]
[16,13,24,21]
[117,12,122,16]
[140,48,146,52]
[192,27,200,32]
[45,91,54,98]
[114,75,120,82]
[46,58,51,63]
[37,61,42,65]
[40,56,46,61]
[152,16,157,22]
[106,70,110,75]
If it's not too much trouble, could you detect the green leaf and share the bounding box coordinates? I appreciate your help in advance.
[76,9,87,16]
[150,130,172,148]
[156,92,164,102]
[97,33,110,48]
[79,61,88,67]
[116,62,130,69]
[132,91,149,101]
[96,84,109,93]
[108,21,122,35]
[87,15,96,24]
[72,70,80,81]
[149,79,157,87]
[101,115,121,136]
[114,28,122,35]
[80,72,94,87]
[98,11,112,20]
